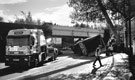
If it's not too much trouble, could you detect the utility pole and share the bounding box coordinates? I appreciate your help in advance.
[128,0,132,55]
[123,0,127,48]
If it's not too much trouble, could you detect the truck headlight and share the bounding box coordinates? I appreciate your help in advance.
[24,58,28,61]
[6,46,9,55]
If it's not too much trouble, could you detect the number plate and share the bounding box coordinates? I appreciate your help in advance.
[14,52,19,54]
[13,59,19,61]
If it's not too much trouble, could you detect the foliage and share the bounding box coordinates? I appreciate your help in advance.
[14,11,42,25]
[0,17,4,22]
[73,23,89,28]
[68,0,105,23]
[42,22,52,38]
[105,0,135,19]
[68,0,134,23]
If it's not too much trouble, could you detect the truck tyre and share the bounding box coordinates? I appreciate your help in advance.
[29,57,39,68]
[51,52,56,61]
[40,53,45,66]
[53,53,56,60]
[30,61,34,68]
[34,58,39,67]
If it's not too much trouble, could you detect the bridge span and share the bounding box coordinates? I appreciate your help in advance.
[52,25,103,38]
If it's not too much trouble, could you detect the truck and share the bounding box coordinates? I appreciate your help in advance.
[72,35,105,56]
[5,29,58,67]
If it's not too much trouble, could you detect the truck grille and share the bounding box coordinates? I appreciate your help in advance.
[9,52,25,55]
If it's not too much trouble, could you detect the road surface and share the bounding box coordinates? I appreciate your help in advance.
[0,50,111,80]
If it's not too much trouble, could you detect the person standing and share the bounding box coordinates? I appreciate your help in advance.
[93,45,103,67]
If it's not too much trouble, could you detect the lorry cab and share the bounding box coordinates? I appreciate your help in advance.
[6,29,43,55]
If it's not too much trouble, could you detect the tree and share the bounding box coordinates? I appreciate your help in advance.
[0,17,4,22]
[73,23,80,28]
[68,0,135,41]
[14,11,42,25]
[37,19,41,25]
[73,23,89,28]
[42,22,52,38]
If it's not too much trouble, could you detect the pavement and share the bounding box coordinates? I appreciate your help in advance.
[32,53,131,80]
[92,53,131,80]
[103,53,131,80]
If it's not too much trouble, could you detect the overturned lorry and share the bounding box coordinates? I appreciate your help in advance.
[72,35,105,56]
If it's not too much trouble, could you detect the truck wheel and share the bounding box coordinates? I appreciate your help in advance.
[54,52,56,60]
[40,54,45,66]
[29,57,39,68]
[34,58,39,67]
[51,53,56,61]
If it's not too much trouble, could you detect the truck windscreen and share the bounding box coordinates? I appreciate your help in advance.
[7,36,29,46]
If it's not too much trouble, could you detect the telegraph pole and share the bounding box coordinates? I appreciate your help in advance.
[128,0,132,55]
[124,0,128,48]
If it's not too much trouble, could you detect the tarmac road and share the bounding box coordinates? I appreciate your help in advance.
[0,50,111,80]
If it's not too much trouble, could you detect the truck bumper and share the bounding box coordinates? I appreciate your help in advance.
[5,55,32,66]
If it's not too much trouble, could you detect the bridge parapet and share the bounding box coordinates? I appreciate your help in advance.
[52,25,103,38]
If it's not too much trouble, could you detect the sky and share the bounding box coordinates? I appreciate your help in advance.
[0,0,74,26]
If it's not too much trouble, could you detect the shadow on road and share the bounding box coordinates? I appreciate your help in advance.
[91,66,101,75]
[0,60,50,77]
[0,66,28,77]
[0,59,53,77]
